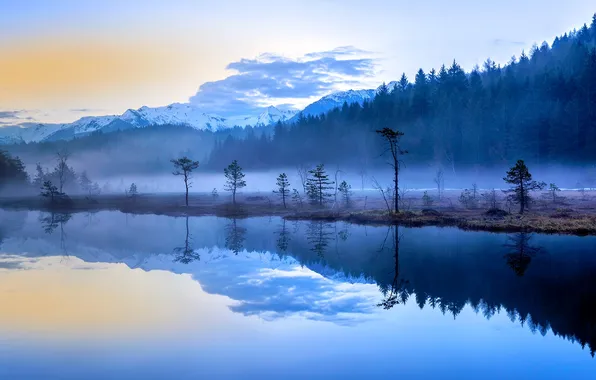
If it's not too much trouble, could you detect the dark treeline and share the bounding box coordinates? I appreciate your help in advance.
[208,15,596,171]
[0,150,29,194]
[2,124,265,177]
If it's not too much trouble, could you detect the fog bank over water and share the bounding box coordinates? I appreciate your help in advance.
[92,165,595,194]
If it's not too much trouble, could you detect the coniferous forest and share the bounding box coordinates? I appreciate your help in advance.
[207,16,596,171]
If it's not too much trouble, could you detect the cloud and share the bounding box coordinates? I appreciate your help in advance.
[0,110,21,125]
[69,108,106,113]
[492,39,526,47]
[189,46,377,116]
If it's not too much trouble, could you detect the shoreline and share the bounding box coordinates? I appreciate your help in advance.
[1,192,596,236]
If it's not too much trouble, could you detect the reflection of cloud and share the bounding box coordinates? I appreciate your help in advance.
[197,260,379,326]
[189,46,377,116]
[0,255,38,270]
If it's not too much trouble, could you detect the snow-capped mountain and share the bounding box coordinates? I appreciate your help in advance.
[0,104,298,144]
[297,89,376,119]
[0,82,393,145]
[120,103,229,132]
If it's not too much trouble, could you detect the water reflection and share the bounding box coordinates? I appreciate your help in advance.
[503,233,542,276]
[225,218,246,254]
[173,216,200,264]
[38,211,72,256]
[275,219,291,253]
[306,221,334,258]
[377,226,410,310]
[0,211,595,360]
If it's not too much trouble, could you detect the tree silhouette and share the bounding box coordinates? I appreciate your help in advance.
[224,160,246,205]
[306,164,334,206]
[273,173,291,208]
[171,156,200,207]
[503,160,546,214]
[376,128,407,213]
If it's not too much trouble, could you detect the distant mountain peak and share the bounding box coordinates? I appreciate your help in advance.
[0,83,386,144]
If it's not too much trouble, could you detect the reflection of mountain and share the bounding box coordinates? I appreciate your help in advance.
[1,211,596,355]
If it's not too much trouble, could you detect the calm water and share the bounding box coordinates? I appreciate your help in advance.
[0,210,595,379]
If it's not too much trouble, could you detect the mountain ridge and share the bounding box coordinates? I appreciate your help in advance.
[0,83,390,144]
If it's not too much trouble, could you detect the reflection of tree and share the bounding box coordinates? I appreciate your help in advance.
[275,219,291,253]
[503,233,542,276]
[38,212,72,257]
[173,216,200,264]
[225,218,246,255]
[378,225,410,310]
[306,221,334,258]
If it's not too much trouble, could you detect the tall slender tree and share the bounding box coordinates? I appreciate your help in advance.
[224,160,246,204]
[273,173,290,208]
[376,128,407,213]
[171,157,200,207]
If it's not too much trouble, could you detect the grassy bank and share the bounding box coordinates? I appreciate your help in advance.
[2,191,596,236]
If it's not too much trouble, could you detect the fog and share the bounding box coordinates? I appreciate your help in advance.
[86,165,595,195]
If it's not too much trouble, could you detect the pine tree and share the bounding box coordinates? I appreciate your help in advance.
[503,160,546,214]
[338,180,352,207]
[224,160,246,204]
[79,171,92,194]
[306,164,334,206]
[171,156,200,207]
[40,180,60,204]
[273,173,290,208]
[32,163,46,190]
[291,189,303,208]
[128,183,138,199]
[376,128,407,212]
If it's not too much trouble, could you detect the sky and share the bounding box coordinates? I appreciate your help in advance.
[0,0,594,125]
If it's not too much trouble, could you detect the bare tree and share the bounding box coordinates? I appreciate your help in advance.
[296,164,309,194]
[332,167,344,208]
[171,157,200,207]
[358,168,367,191]
[371,176,391,213]
[55,150,71,193]
[376,128,407,213]
[434,168,444,201]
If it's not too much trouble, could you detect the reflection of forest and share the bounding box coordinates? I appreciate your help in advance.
[282,224,596,357]
[3,212,595,357]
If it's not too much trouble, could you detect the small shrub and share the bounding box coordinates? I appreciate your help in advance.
[422,191,434,207]
[485,208,509,218]
[459,189,478,209]
[421,209,441,217]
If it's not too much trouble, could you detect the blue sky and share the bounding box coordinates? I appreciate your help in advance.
[0,0,594,123]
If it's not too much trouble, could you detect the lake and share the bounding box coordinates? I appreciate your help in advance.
[0,210,595,379]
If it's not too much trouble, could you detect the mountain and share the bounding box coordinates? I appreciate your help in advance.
[291,83,398,121]
[0,83,390,145]
[296,89,376,120]
[0,104,298,144]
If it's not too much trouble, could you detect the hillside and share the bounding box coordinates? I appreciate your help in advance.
[207,16,596,171]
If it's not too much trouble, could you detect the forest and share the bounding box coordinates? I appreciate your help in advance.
[207,16,596,172]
